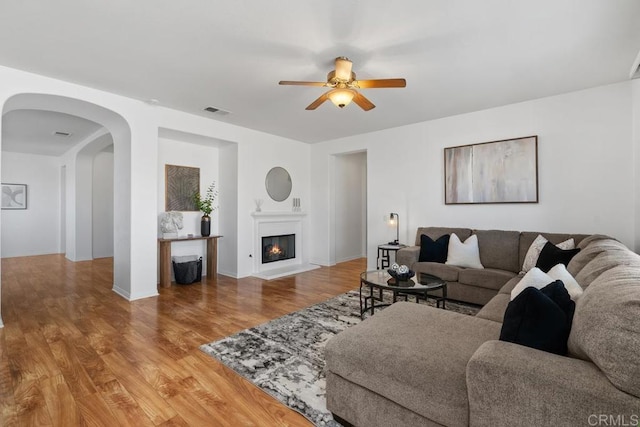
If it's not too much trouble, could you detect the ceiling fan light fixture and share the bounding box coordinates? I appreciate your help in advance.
[328,88,356,108]
[334,57,353,81]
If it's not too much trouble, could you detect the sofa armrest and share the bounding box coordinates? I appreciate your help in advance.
[467,340,639,427]
[396,246,420,267]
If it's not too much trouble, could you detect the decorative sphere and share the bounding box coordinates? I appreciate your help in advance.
[391,263,400,271]
[398,265,409,274]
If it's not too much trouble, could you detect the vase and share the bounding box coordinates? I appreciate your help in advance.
[201,215,211,237]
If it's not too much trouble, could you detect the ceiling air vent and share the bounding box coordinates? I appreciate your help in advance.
[53,131,72,137]
[203,106,231,116]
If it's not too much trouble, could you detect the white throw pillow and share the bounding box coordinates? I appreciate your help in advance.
[547,263,583,301]
[446,234,484,269]
[511,267,554,300]
[520,235,575,274]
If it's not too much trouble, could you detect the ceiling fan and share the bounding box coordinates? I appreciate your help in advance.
[279,57,406,111]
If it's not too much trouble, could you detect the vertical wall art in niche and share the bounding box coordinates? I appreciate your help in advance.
[444,136,538,204]
[165,164,199,211]
[1,183,27,209]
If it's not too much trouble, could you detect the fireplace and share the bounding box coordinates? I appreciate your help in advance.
[252,211,318,280]
[262,234,295,264]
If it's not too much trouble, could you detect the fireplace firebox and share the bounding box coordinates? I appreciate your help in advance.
[262,234,295,264]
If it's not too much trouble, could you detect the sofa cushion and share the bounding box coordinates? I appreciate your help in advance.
[418,234,450,263]
[414,227,472,247]
[577,234,617,250]
[412,262,462,282]
[476,293,510,323]
[521,235,575,273]
[535,241,581,273]
[459,268,516,291]
[325,303,502,426]
[547,263,583,300]
[568,265,640,398]
[446,234,484,269]
[448,283,497,306]
[500,281,575,355]
[519,232,588,271]
[474,229,520,272]
[567,239,628,277]
[498,276,523,295]
[510,267,553,300]
[574,250,640,289]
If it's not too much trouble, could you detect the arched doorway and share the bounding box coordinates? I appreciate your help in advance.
[1,94,133,303]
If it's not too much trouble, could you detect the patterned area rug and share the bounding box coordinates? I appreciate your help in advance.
[200,289,480,426]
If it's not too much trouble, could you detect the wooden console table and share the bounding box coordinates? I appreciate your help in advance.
[158,235,222,288]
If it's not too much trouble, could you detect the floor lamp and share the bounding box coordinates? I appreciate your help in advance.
[389,213,399,245]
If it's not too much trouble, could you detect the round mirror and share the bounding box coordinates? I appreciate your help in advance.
[265,167,292,202]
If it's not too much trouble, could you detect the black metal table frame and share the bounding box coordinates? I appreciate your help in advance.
[359,275,447,319]
[376,244,405,269]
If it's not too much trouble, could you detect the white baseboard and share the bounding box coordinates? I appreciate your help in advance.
[112,285,158,301]
[335,255,365,264]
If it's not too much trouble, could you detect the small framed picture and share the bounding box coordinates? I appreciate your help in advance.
[1,183,27,210]
[165,164,200,211]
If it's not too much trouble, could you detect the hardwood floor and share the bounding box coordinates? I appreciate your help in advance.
[0,255,366,426]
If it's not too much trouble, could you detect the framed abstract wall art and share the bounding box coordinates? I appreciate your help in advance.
[444,136,538,204]
[165,165,200,211]
[1,183,27,210]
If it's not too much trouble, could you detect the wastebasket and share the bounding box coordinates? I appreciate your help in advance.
[172,255,203,284]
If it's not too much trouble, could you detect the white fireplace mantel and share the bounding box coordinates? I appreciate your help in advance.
[251,211,306,218]
[251,211,318,280]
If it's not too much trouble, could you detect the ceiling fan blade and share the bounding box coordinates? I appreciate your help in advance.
[354,78,406,89]
[279,81,327,87]
[352,92,375,111]
[305,92,330,110]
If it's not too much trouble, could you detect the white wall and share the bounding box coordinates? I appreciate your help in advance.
[334,151,367,263]
[92,148,114,258]
[236,141,311,277]
[1,151,60,257]
[218,143,239,277]
[157,137,219,278]
[311,81,636,269]
[62,130,113,262]
[633,79,640,251]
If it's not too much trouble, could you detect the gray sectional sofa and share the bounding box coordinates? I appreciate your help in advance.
[325,227,640,427]
[396,227,589,305]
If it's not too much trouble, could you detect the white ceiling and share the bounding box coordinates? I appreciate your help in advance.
[2,110,103,156]
[0,1,639,144]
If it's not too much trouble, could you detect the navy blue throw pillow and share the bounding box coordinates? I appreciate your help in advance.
[535,241,581,273]
[419,234,450,263]
[499,280,575,355]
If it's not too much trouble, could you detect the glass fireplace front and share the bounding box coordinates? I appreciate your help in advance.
[262,234,295,264]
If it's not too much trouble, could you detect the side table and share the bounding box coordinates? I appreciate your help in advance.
[377,243,406,269]
[158,235,222,287]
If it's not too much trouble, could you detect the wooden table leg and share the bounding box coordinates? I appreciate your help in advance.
[159,240,171,288]
[206,237,217,280]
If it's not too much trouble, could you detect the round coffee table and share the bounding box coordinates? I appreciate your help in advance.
[359,270,447,318]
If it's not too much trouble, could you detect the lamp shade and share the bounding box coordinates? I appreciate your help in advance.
[390,212,399,244]
[334,57,353,81]
[328,89,356,108]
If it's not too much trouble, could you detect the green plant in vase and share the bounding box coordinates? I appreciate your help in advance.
[193,182,218,237]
